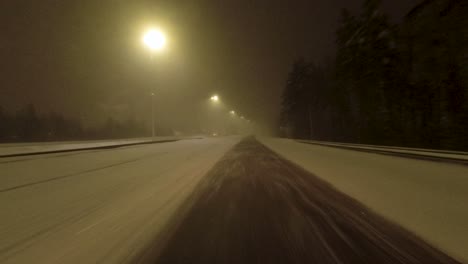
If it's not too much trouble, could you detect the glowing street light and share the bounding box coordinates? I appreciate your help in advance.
[143,29,166,51]
[210,95,219,102]
[142,28,167,137]
[230,110,236,115]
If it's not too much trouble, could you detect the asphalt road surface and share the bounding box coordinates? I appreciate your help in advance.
[141,137,460,264]
[0,136,463,263]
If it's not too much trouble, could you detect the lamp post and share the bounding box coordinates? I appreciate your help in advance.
[143,28,166,137]
[210,95,219,102]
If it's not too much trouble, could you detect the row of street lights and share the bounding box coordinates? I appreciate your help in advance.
[209,94,252,135]
[210,94,250,122]
[142,28,251,136]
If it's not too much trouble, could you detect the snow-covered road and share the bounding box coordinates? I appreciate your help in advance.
[259,137,468,262]
[0,137,240,263]
[1,136,466,263]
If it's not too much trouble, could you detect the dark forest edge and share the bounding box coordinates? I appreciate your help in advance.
[280,0,468,151]
[0,104,171,143]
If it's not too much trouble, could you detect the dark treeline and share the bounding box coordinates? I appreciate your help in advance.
[280,0,468,150]
[0,104,148,142]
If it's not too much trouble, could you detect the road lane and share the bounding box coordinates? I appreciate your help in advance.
[0,137,241,264]
[260,137,468,261]
[149,137,459,264]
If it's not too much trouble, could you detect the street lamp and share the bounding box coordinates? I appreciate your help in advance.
[230,110,236,115]
[143,29,166,51]
[143,28,166,137]
[210,95,219,102]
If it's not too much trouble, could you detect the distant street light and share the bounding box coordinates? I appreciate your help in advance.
[210,95,219,102]
[230,110,236,115]
[142,28,167,137]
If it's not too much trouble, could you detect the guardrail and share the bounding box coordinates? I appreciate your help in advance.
[297,140,468,166]
[0,137,202,158]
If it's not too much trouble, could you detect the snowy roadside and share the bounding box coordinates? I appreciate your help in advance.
[0,137,188,157]
[298,140,468,161]
[259,137,468,262]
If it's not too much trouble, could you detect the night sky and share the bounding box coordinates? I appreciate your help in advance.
[0,0,420,132]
